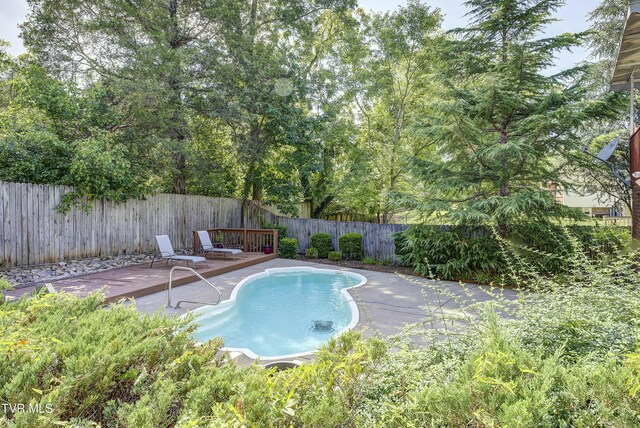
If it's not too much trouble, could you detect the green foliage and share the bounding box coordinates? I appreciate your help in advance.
[395,223,630,279]
[0,131,71,185]
[392,0,621,227]
[338,233,363,260]
[362,328,640,427]
[587,0,629,60]
[184,117,240,198]
[261,223,287,240]
[279,238,299,259]
[0,292,229,427]
[328,251,342,261]
[328,1,442,222]
[358,248,640,426]
[0,55,158,205]
[4,248,640,426]
[509,250,640,361]
[310,233,333,258]
[0,291,388,426]
[15,1,360,209]
[0,277,13,292]
[59,136,148,211]
[306,247,319,258]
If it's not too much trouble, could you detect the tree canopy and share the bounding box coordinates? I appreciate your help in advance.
[0,0,630,222]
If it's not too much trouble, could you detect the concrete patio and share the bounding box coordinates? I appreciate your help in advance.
[132,258,518,365]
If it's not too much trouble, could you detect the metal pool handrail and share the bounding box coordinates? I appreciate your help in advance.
[167,266,222,308]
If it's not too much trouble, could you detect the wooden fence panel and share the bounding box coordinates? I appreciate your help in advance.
[0,181,410,267]
[277,217,409,261]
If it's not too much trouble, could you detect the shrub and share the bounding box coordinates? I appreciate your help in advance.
[394,222,631,280]
[0,292,229,427]
[262,223,287,240]
[1,248,639,426]
[363,256,380,265]
[0,277,13,292]
[306,247,319,258]
[310,233,333,258]
[279,237,298,259]
[339,233,363,260]
[328,251,342,261]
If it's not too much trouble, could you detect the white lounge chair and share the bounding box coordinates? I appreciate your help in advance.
[150,235,207,268]
[197,230,244,260]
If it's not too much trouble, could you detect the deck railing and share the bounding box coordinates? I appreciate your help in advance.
[193,228,279,255]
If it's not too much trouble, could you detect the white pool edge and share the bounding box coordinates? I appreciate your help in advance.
[187,266,368,361]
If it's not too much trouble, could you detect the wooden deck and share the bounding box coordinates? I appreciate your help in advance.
[5,253,277,303]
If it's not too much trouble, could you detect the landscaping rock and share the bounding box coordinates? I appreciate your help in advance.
[0,253,157,287]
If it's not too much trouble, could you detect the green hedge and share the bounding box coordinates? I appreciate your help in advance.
[310,233,333,258]
[394,223,630,280]
[328,251,342,261]
[279,237,298,259]
[306,247,319,258]
[339,233,362,260]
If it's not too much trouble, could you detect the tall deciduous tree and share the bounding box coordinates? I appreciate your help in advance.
[21,0,355,208]
[193,0,355,212]
[393,0,616,229]
[336,0,441,223]
[21,0,218,194]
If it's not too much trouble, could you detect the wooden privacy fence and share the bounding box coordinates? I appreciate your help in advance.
[277,217,409,261]
[0,181,409,267]
[0,182,277,267]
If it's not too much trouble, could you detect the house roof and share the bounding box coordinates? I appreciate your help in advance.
[611,0,640,91]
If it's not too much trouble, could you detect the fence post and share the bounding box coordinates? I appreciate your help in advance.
[193,231,199,255]
[273,229,278,255]
[243,229,248,252]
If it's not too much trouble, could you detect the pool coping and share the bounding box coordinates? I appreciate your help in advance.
[185,266,368,361]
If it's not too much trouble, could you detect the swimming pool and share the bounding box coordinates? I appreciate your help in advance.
[189,267,367,359]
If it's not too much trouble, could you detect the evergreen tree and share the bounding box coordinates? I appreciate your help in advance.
[393,0,615,229]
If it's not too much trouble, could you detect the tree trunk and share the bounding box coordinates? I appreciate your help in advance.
[171,151,187,194]
[311,195,335,219]
[498,125,509,234]
[252,181,263,201]
[499,181,509,197]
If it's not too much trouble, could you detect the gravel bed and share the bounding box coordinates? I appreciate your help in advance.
[0,254,156,287]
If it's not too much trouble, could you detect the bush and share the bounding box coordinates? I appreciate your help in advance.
[339,233,363,260]
[328,251,342,261]
[262,223,287,240]
[310,233,333,258]
[306,247,319,258]
[2,249,640,426]
[0,277,13,292]
[394,222,631,280]
[279,237,298,259]
[363,257,380,265]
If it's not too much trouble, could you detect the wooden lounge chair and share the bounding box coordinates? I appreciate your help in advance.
[197,230,244,260]
[150,235,207,268]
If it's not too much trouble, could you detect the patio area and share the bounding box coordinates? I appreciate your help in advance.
[132,258,518,365]
[4,252,277,302]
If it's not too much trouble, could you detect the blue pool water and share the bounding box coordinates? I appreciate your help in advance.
[190,268,366,359]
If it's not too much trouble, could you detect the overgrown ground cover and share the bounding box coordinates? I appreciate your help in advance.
[1,233,640,427]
